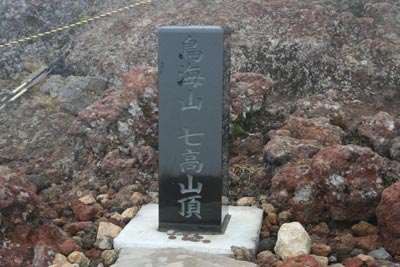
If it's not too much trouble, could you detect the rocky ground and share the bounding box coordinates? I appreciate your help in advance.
[0,0,400,267]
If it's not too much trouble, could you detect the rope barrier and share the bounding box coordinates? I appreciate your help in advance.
[0,0,159,50]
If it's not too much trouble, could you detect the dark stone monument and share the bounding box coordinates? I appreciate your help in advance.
[158,26,231,233]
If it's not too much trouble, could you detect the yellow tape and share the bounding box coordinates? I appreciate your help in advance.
[0,0,158,50]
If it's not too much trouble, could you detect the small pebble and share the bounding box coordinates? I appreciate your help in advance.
[261,203,276,214]
[368,248,394,262]
[79,194,96,205]
[237,197,254,206]
[121,207,139,221]
[95,236,114,250]
[277,211,291,225]
[110,206,124,213]
[328,255,338,264]
[53,253,69,265]
[202,240,211,243]
[258,238,276,253]
[270,225,280,234]
[182,237,190,241]
[68,251,90,267]
[260,230,270,239]
[168,235,176,240]
[267,213,278,225]
[102,250,117,265]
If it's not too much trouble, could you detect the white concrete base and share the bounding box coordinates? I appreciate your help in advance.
[114,204,263,257]
[111,248,258,267]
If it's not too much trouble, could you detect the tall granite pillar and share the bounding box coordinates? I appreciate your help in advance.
[158,26,231,233]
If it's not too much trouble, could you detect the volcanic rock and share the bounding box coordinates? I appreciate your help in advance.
[376,182,400,255]
[280,254,319,267]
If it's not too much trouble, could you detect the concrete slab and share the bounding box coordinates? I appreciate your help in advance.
[111,248,258,267]
[114,204,263,257]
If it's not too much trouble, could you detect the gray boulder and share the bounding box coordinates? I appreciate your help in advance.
[41,75,107,115]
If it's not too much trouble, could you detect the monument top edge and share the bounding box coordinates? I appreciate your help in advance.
[158,25,232,33]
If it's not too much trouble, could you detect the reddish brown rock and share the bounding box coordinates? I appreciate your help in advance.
[10,225,31,244]
[279,116,343,146]
[264,135,322,165]
[260,230,271,239]
[0,178,62,267]
[85,248,102,261]
[271,145,387,223]
[28,225,73,265]
[280,254,319,267]
[123,67,158,99]
[351,221,378,237]
[0,175,39,243]
[270,162,326,224]
[355,235,379,252]
[343,257,363,267]
[376,182,400,255]
[330,234,357,259]
[350,112,400,156]
[311,242,332,257]
[311,145,386,222]
[59,238,81,255]
[30,224,69,248]
[310,222,330,238]
[72,203,102,221]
